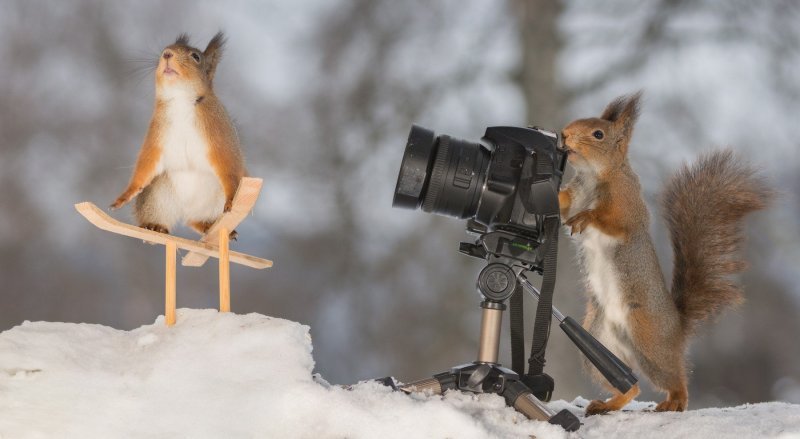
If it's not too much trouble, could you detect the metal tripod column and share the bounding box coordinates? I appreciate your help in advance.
[477,301,505,363]
[476,262,517,364]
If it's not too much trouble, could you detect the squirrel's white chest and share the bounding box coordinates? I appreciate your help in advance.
[155,98,224,220]
[577,228,634,362]
[577,228,627,325]
[159,100,213,173]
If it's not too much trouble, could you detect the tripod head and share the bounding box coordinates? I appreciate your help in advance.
[459,219,547,275]
[460,219,547,313]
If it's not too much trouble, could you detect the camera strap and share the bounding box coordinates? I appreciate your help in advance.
[528,216,559,375]
[509,282,526,375]
[509,216,559,377]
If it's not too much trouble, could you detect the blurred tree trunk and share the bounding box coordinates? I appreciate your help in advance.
[511,0,565,129]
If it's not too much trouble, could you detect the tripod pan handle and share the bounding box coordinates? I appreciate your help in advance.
[559,316,638,394]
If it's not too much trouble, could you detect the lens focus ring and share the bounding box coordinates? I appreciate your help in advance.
[421,135,450,213]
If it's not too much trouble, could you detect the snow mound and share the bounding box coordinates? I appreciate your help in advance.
[0,309,798,439]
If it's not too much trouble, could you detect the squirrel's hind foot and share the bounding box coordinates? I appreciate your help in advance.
[655,398,687,412]
[655,388,687,412]
[141,223,169,235]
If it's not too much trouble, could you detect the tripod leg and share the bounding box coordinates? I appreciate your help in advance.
[502,380,553,421]
[400,371,458,395]
[503,380,580,431]
[399,378,442,395]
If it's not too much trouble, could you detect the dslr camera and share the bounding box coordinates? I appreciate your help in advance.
[393,125,567,274]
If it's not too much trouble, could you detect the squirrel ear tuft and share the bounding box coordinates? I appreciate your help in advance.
[174,33,190,46]
[602,91,643,146]
[203,31,226,82]
[600,91,642,124]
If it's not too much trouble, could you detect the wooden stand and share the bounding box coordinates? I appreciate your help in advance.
[76,177,272,326]
[218,227,230,313]
[165,241,177,326]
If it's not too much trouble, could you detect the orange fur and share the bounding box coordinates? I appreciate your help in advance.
[188,220,215,235]
[197,95,244,211]
[558,189,572,219]
[586,384,640,415]
[656,387,688,412]
[110,110,164,209]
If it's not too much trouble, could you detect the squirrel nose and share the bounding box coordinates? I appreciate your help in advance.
[163,51,173,60]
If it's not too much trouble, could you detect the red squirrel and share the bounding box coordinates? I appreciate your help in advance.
[559,92,771,414]
[111,32,245,237]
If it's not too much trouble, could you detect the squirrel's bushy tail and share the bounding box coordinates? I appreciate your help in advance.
[662,150,772,333]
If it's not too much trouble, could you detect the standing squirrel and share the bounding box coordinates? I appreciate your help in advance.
[110,32,245,237]
[559,92,771,414]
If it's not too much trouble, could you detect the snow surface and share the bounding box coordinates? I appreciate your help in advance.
[1,309,799,439]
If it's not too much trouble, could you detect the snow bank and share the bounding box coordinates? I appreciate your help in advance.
[1,309,798,439]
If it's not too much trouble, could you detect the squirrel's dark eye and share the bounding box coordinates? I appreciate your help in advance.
[191,53,201,63]
[592,130,604,140]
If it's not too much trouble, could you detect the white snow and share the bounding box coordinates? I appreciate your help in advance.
[1,309,799,439]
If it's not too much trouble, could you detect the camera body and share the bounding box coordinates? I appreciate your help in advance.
[393,125,567,272]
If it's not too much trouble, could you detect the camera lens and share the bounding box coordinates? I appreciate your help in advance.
[392,125,436,210]
[393,125,490,219]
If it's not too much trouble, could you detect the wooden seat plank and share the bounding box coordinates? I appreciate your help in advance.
[75,202,272,270]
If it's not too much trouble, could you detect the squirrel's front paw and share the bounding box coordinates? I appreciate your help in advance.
[565,211,594,235]
[223,199,233,213]
[110,193,132,210]
[110,187,142,210]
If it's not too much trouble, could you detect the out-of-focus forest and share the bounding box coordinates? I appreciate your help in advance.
[1,0,798,408]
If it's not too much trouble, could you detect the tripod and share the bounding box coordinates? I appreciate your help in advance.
[382,224,637,432]
[398,262,581,432]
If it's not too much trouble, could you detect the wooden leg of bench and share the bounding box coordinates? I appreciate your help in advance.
[165,241,177,326]
[219,227,230,312]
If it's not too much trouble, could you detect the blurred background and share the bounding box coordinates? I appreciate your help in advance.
[1,0,798,408]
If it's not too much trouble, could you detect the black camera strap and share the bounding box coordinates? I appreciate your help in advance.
[509,216,559,377]
[509,282,526,375]
[528,216,559,375]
